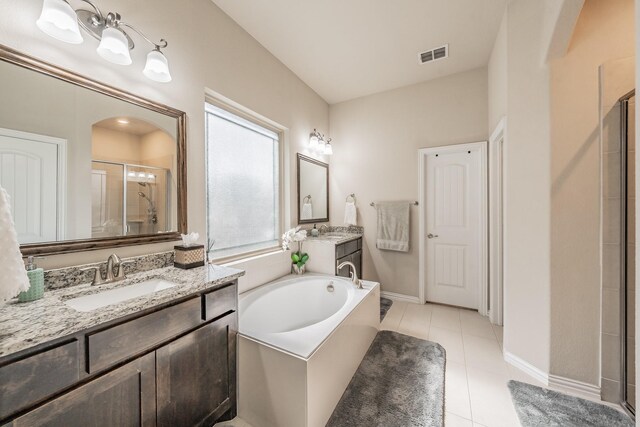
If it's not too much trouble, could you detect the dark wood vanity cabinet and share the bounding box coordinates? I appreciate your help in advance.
[0,281,238,427]
[157,315,236,427]
[10,352,156,427]
[336,237,363,279]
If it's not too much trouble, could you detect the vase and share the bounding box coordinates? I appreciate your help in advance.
[292,264,306,275]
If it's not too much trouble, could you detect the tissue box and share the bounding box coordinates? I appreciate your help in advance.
[174,245,205,269]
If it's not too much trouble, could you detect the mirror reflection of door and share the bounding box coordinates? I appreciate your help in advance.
[91,117,173,238]
[0,128,66,244]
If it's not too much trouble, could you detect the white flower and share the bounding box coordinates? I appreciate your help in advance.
[281,226,306,250]
[292,229,307,242]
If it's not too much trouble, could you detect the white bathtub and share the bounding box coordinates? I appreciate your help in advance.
[238,273,380,427]
[240,274,367,358]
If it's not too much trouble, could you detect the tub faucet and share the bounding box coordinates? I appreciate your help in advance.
[337,261,363,289]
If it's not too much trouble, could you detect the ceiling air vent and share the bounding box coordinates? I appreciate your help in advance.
[419,44,448,64]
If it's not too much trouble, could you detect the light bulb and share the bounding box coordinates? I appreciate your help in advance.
[309,132,319,149]
[143,49,172,83]
[97,27,132,65]
[36,0,83,44]
[324,142,333,155]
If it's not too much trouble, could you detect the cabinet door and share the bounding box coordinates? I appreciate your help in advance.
[10,352,155,427]
[157,313,236,427]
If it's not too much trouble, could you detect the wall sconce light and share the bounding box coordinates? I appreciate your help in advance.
[36,0,172,83]
[309,129,333,156]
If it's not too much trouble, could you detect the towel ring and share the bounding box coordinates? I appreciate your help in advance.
[303,195,312,204]
[345,193,356,203]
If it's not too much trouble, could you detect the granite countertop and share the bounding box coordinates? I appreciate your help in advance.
[306,232,363,245]
[0,264,244,358]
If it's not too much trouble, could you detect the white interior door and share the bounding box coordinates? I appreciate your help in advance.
[0,129,65,244]
[423,142,487,309]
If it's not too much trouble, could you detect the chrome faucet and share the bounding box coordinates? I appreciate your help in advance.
[81,253,127,286]
[319,224,329,234]
[337,261,363,289]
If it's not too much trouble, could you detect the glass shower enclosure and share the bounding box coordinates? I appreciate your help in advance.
[621,90,636,417]
[91,161,170,238]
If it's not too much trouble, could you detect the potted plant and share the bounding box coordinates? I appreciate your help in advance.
[282,226,309,274]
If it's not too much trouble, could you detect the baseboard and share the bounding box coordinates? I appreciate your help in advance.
[380,291,421,304]
[548,374,601,401]
[504,351,549,386]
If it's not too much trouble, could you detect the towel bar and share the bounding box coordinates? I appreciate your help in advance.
[369,201,419,207]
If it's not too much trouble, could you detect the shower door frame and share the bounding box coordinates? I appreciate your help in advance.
[620,89,635,418]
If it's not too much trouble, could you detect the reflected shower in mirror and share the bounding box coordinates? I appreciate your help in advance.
[0,46,184,251]
[91,117,174,238]
[297,154,329,224]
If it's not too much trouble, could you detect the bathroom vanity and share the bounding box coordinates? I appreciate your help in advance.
[0,264,243,427]
[304,231,363,279]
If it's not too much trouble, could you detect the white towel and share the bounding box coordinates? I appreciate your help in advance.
[301,202,313,220]
[0,187,30,301]
[375,201,410,252]
[344,201,357,225]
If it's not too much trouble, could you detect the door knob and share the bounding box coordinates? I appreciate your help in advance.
[427,233,439,239]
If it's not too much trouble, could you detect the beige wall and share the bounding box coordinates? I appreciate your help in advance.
[0,0,329,291]
[329,68,488,296]
[549,0,635,385]
[499,0,554,375]
[488,10,507,133]
[635,0,640,413]
[92,127,142,163]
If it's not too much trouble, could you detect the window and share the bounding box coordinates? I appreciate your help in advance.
[205,102,282,261]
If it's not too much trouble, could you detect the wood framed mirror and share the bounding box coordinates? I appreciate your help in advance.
[0,44,187,256]
[297,153,329,224]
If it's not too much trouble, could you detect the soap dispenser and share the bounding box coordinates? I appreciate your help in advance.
[18,256,45,302]
[311,224,319,237]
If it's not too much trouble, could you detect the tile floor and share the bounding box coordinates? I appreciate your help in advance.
[382,301,529,427]
[217,301,621,427]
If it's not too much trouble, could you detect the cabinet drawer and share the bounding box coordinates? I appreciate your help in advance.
[0,340,79,420]
[203,283,236,321]
[336,239,359,258]
[87,297,202,373]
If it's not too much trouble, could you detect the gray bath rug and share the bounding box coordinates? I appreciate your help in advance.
[326,330,445,427]
[380,297,393,321]
[508,380,633,427]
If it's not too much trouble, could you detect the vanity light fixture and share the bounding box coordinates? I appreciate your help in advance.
[36,0,172,83]
[308,129,333,156]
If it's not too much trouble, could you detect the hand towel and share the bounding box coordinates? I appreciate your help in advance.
[375,201,410,252]
[0,187,30,301]
[344,201,357,225]
[301,202,313,220]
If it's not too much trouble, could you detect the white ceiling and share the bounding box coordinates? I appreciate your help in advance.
[212,0,507,104]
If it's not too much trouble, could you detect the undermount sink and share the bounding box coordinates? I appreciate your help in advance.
[323,233,346,239]
[65,278,178,312]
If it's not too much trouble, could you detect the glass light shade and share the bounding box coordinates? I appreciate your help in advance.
[309,133,319,149]
[317,138,326,153]
[36,0,83,44]
[97,27,132,65]
[324,142,333,155]
[143,50,172,83]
